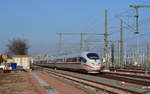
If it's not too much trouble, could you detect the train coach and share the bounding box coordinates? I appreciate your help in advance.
[50,51,102,73]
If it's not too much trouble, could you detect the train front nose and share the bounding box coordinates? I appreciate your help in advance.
[90,60,101,69]
[84,60,101,72]
[86,53,101,68]
[83,52,101,73]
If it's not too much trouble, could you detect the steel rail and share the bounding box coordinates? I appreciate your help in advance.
[38,67,142,94]
[99,73,150,86]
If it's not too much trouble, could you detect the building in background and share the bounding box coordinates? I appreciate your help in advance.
[7,59,13,63]
[12,55,31,69]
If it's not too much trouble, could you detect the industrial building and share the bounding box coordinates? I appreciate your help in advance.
[12,55,31,69]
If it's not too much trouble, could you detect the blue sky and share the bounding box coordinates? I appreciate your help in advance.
[0,0,150,55]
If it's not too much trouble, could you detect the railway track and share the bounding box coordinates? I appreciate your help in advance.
[115,69,150,74]
[103,71,150,80]
[99,72,150,86]
[32,65,150,94]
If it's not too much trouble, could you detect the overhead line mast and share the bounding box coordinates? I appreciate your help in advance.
[120,20,124,69]
[129,5,150,34]
[57,33,104,54]
[104,9,108,69]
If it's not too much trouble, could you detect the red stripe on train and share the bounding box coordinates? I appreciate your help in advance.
[50,62,100,69]
[83,64,100,69]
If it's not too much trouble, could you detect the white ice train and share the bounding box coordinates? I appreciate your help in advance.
[48,51,102,73]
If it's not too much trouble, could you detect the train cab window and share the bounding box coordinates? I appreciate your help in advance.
[79,57,87,63]
[87,53,99,60]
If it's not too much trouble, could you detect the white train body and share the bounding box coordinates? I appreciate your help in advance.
[36,52,102,73]
[52,52,101,73]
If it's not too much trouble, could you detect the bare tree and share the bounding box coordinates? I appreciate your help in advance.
[0,55,3,64]
[6,38,29,56]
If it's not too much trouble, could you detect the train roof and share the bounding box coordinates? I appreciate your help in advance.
[55,51,97,59]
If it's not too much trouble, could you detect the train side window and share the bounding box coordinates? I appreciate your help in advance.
[73,57,77,62]
[56,59,63,62]
[66,57,77,62]
[66,58,70,62]
[79,57,87,63]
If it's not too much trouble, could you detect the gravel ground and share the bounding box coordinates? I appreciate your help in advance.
[35,71,89,94]
[0,71,47,94]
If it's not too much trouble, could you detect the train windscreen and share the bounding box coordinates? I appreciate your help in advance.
[87,53,99,60]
